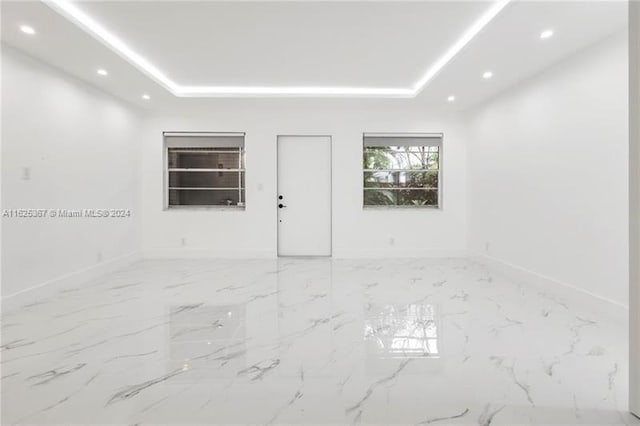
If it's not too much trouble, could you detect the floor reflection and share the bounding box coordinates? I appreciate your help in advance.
[365,304,439,359]
[169,304,246,380]
[1,258,634,425]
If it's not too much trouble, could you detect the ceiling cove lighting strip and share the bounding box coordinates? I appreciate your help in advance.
[44,0,510,98]
[412,0,510,95]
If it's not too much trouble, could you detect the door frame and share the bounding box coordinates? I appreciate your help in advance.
[276,134,333,257]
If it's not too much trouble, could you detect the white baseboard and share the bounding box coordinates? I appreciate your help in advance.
[473,252,628,322]
[4,248,625,324]
[2,251,142,306]
[141,248,275,259]
[142,248,467,259]
[333,248,469,258]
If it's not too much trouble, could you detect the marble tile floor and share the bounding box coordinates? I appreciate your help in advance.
[1,258,638,425]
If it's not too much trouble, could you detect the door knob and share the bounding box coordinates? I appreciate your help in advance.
[278,203,286,208]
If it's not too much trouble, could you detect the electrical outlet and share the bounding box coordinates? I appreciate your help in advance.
[22,167,31,181]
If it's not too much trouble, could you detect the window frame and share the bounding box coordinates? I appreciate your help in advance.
[362,132,443,209]
[163,131,246,210]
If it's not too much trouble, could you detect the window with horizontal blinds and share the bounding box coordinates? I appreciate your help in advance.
[363,133,442,208]
[164,133,245,208]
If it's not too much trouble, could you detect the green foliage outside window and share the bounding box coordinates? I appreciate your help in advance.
[363,146,439,207]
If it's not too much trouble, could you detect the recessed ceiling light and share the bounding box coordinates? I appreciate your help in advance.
[540,29,554,40]
[413,0,511,95]
[483,71,494,79]
[142,94,150,100]
[20,25,36,35]
[97,68,108,76]
[447,95,456,102]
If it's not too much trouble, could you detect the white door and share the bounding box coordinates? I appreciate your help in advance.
[277,135,332,256]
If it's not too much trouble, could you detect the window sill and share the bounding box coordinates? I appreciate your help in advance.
[164,205,246,211]
[363,205,441,210]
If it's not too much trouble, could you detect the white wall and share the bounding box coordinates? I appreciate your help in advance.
[629,0,640,416]
[1,46,142,297]
[467,32,629,306]
[140,102,467,258]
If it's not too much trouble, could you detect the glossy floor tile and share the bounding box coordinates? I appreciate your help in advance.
[1,258,637,425]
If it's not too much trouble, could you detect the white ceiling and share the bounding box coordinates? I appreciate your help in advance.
[0,0,628,110]
[72,1,488,88]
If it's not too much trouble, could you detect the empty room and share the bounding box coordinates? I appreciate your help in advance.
[2,0,640,425]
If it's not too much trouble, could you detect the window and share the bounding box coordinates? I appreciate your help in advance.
[164,132,245,208]
[363,133,442,208]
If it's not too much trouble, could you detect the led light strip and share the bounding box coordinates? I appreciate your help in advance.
[412,0,510,94]
[173,85,415,98]
[44,0,510,98]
